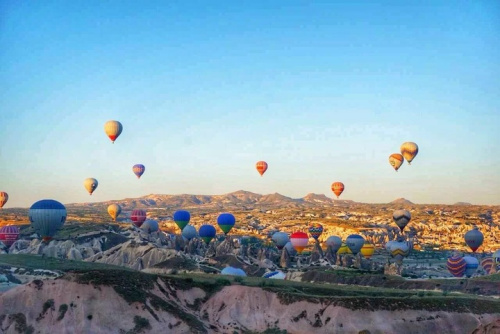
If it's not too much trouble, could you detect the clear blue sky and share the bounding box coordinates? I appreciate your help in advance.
[1,1,499,208]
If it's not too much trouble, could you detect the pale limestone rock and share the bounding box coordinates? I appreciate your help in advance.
[67,247,83,261]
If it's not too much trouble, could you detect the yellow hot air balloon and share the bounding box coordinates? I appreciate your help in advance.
[388,153,404,172]
[400,142,418,165]
[108,204,121,221]
[360,243,375,259]
[104,120,123,144]
[83,178,98,195]
[337,243,352,255]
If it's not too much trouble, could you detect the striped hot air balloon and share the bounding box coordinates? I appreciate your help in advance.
[256,161,268,176]
[104,120,123,143]
[387,240,410,265]
[29,199,67,242]
[464,227,484,252]
[0,225,20,248]
[107,204,121,222]
[447,254,466,277]
[325,236,343,253]
[337,242,352,255]
[83,178,98,195]
[131,209,147,228]
[480,258,494,274]
[0,192,8,209]
[173,210,191,231]
[400,142,419,165]
[389,153,404,172]
[308,223,323,240]
[331,182,345,198]
[393,210,411,232]
[199,224,216,244]
[132,164,146,179]
[217,213,235,235]
[290,231,309,254]
[360,242,375,259]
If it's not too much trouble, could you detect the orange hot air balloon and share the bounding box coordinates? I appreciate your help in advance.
[389,153,404,172]
[331,182,344,198]
[256,161,268,176]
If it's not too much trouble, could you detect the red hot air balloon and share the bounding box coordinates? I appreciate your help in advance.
[131,209,147,228]
[256,161,268,176]
[290,231,309,254]
[331,182,344,198]
[0,225,20,248]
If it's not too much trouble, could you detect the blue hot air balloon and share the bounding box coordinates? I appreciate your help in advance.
[326,236,343,253]
[221,267,246,276]
[271,232,289,250]
[199,224,216,244]
[182,225,197,241]
[29,199,67,242]
[263,270,286,279]
[463,255,479,277]
[173,210,191,231]
[345,234,365,255]
[217,213,235,235]
[141,219,159,234]
[132,164,146,179]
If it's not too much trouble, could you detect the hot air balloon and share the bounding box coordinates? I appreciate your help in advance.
[256,161,268,176]
[0,226,20,248]
[494,250,500,264]
[325,236,343,253]
[104,120,123,144]
[337,243,352,255]
[463,256,479,277]
[480,258,494,274]
[272,232,289,250]
[29,199,67,242]
[107,204,121,222]
[308,223,323,240]
[141,219,159,234]
[290,231,309,254]
[132,164,145,179]
[263,270,286,279]
[385,240,398,253]
[400,142,418,164]
[0,192,8,209]
[221,267,246,276]
[131,209,147,228]
[331,182,344,198]
[173,210,190,231]
[393,210,411,232]
[346,234,364,255]
[446,253,466,277]
[464,227,484,252]
[389,153,404,172]
[284,241,297,256]
[83,178,98,195]
[388,240,410,265]
[182,225,197,241]
[360,242,375,259]
[199,224,216,244]
[217,213,235,235]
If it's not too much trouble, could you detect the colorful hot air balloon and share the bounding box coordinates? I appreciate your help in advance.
[400,142,419,165]
[464,227,484,252]
[217,213,235,235]
[308,223,323,240]
[132,164,146,179]
[290,231,309,254]
[83,178,98,195]
[0,192,8,209]
[173,210,191,231]
[141,219,159,234]
[325,236,343,253]
[346,234,364,255]
[0,226,20,248]
[393,210,411,232]
[131,209,147,228]
[182,225,197,241]
[337,242,352,255]
[104,120,123,144]
[272,232,289,250]
[480,258,494,274]
[331,182,344,198]
[28,199,67,242]
[463,256,479,277]
[360,242,375,259]
[199,224,216,244]
[107,204,121,222]
[446,253,466,277]
[388,240,410,265]
[256,161,268,176]
[389,153,404,172]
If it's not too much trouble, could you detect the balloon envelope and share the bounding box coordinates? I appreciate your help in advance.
[464,227,484,252]
[132,164,146,179]
[389,153,404,171]
[400,142,419,164]
[199,224,216,244]
[0,192,8,209]
[141,219,159,234]
[463,255,479,277]
[447,254,466,277]
[182,225,197,240]
[308,223,323,240]
[346,234,364,255]
[104,120,123,143]
[480,258,494,274]
[131,209,147,228]
[360,243,375,259]
[290,231,309,254]
[331,182,345,198]
[284,241,297,256]
[337,243,352,255]
[0,225,20,247]
[221,267,246,276]
[217,213,235,235]
[393,210,411,232]
[256,161,268,176]
[107,204,121,221]
[83,178,98,195]
[174,210,191,231]
[29,199,67,242]
[272,232,289,250]
[263,271,286,280]
[326,236,343,253]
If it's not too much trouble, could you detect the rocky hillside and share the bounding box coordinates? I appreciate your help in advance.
[1,270,499,334]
